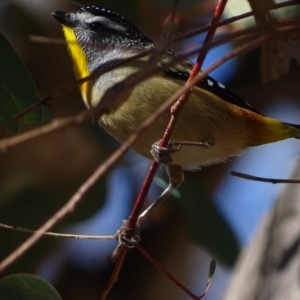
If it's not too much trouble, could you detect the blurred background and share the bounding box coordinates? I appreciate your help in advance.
[0,0,300,299]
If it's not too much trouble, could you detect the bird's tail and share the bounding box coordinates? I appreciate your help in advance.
[247,116,300,146]
[283,122,300,139]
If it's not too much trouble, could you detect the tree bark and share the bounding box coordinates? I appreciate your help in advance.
[223,159,300,300]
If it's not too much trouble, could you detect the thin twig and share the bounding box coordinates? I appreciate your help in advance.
[0,222,115,240]
[199,259,217,299]
[136,244,198,299]
[29,35,65,45]
[175,0,300,44]
[99,248,127,300]
[231,171,300,184]
[190,0,227,75]
[136,244,216,299]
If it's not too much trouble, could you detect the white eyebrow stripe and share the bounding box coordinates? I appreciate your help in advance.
[85,16,127,32]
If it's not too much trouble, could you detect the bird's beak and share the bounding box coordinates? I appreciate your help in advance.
[52,11,74,28]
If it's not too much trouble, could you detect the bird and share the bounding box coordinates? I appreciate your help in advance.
[52,6,300,221]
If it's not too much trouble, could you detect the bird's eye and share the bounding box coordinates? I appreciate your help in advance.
[88,22,103,32]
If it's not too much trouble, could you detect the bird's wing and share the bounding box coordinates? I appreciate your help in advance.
[163,67,262,115]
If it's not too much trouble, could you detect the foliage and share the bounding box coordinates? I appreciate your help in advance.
[0,32,42,132]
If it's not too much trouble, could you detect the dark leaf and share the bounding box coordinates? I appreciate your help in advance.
[0,32,42,132]
[0,273,62,300]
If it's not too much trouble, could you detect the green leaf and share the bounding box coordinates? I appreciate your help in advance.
[0,32,43,132]
[0,273,62,300]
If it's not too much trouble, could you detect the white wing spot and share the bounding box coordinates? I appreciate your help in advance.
[207,79,214,86]
[218,82,225,88]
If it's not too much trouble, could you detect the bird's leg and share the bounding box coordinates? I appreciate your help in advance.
[116,138,214,249]
[139,138,214,225]
[113,164,183,253]
[137,164,184,226]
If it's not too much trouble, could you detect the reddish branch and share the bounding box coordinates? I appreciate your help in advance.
[108,1,227,299]
[99,248,127,300]
[124,0,227,251]
[136,244,216,299]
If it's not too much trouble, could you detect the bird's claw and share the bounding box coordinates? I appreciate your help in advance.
[150,140,181,164]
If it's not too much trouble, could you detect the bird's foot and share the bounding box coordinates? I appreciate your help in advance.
[150,140,181,164]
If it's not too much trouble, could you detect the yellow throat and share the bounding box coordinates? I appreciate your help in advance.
[62,25,90,99]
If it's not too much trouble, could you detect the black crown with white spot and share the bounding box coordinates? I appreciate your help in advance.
[76,6,153,46]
